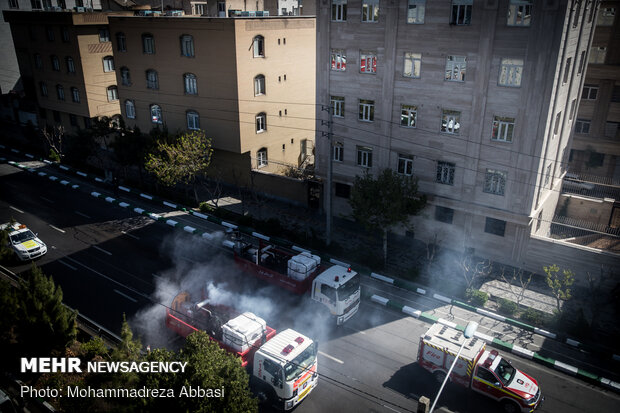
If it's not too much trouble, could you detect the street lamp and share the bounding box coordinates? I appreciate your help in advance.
[429,321,479,413]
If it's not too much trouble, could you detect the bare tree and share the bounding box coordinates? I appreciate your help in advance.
[424,233,443,277]
[459,254,493,291]
[42,125,65,160]
[203,169,225,209]
[498,266,533,308]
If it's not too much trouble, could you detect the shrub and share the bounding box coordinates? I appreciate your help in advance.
[497,298,518,316]
[466,289,488,307]
[521,307,544,325]
[49,149,60,162]
[199,202,215,213]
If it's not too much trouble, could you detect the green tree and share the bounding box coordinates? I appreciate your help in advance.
[349,169,426,266]
[140,332,258,413]
[13,264,77,356]
[543,264,575,313]
[145,130,213,203]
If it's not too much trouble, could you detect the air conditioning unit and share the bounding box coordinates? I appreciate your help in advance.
[75,7,85,12]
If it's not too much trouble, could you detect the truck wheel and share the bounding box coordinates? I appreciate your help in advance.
[433,371,447,384]
[501,400,519,413]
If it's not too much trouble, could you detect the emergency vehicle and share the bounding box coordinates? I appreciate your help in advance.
[0,222,47,261]
[166,291,318,410]
[418,323,543,413]
[230,234,360,325]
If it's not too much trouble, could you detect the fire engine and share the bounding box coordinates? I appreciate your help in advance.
[418,323,543,413]
[229,233,360,325]
[166,291,318,410]
[0,221,47,261]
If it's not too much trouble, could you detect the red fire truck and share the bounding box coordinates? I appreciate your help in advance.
[418,323,543,413]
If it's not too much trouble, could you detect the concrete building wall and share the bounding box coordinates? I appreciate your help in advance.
[316,0,596,267]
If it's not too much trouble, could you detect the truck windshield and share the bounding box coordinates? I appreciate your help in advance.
[337,275,360,300]
[493,358,515,386]
[284,342,317,382]
[10,230,35,244]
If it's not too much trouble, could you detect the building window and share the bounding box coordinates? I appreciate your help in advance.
[34,54,42,69]
[484,169,507,195]
[31,0,42,9]
[401,105,417,128]
[360,51,377,74]
[40,82,48,97]
[253,35,264,58]
[146,70,158,89]
[498,58,523,87]
[99,28,110,43]
[71,87,80,103]
[125,100,135,119]
[436,162,455,185]
[357,146,373,167]
[361,0,379,22]
[335,182,351,198]
[193,2,207,15]
[84,117,92,129]
[536,211,543,232]
[575,119,590,134]
[116,32,126,52]
[441,110,461,134]
[507,0,532,27]
[8,0,18,8]
[142,34,155,54]
[180,35,195,57]
[435,206,454,224]
[451,0,472,25]
[254,74,265,96]
[544,164,552,187]
[398,154,414,176]
[69,114,77,127]
[120,67,131,86]
[569,99,577,120]
[53,110,61,123]
[66,57,75,73]
[445,55,466,81]
[56,84,64,100]
[46,26,54,41]
[573,1,582,27]
[589,46,606,64]
[150,104,162,124]
[562,57,572,84]
[604,122,619,139]
[187,111,200,130]
[485,217,506,237]
[407,0,425,24]
[577,50,586,75]
[257,148,268,167]
[256,113,266,133]
[553,112,562,135]
[358,99,374,122]
[492,116,515,142]
[184,73,198,95]
[51,55,60,71]
[597,7,616,26]
[61,26,70,42]
[582,84,598,100]
[331,96,345,118]
[103,56,115,72]
[58,0,66,8]
[332,0,347,21]
[403,52,421,78]
[331,49,346,71]
[107,86,118,102]
[333,142,343,162]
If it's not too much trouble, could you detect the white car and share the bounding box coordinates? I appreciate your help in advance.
[0,222,48,261]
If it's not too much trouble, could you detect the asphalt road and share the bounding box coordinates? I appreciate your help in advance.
[1,161,619,413]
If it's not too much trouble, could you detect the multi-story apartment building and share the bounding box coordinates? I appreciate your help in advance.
[315,0,597,268]
[568,1,619,184]
[4,10,126,130]
[108,15,316,184]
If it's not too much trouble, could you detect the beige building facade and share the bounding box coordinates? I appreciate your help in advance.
[315,0,597,267]
[4,10,127,131]
[108,15,316,183]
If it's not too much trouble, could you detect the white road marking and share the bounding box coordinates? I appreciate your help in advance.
[121,230,139,240]
[40,196,54,203]
[93,245,112,256]
[318,351,344,364]
[58,260,77,271]
[113,289,137,302]
[49,224,65,233]
[382,404,401,413]
[75,211,91,218]
[9,205,24,213]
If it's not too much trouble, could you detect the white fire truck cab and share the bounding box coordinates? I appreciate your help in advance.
[310,265,360,325]
[252,328,318,410]
[418,323,543,413]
